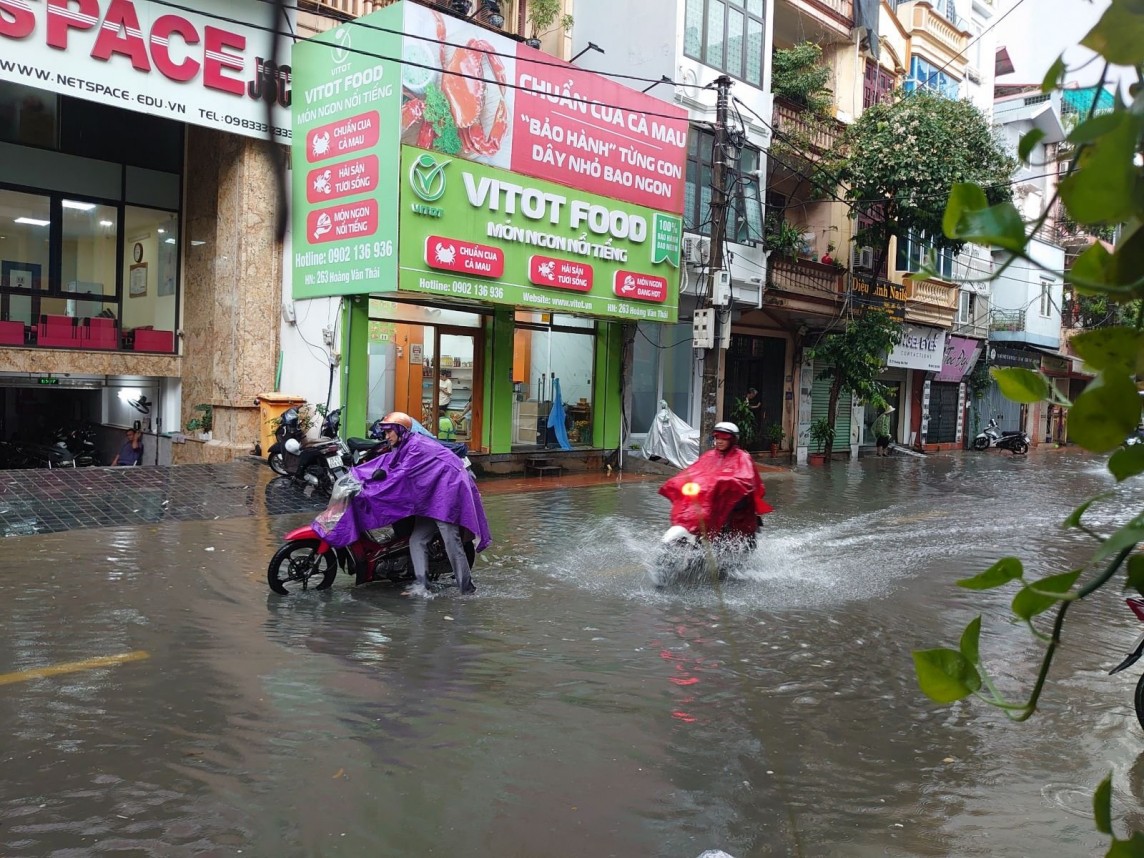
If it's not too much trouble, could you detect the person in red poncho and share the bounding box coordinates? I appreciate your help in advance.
[659,421,774,542]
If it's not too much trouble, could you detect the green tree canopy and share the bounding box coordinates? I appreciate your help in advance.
[830,90,1016,271]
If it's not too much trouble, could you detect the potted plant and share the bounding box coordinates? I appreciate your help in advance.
[185,403,213,441]
[765,422,784,457]
[525,0,573,49]
[727,395,760,449]
[808,417,834,465]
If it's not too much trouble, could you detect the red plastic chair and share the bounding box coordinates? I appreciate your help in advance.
[82,317,118,350]
[38,315,77,347]
[0,320,25,345]
[132,329,174,352]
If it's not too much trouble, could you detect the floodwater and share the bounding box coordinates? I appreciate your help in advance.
[2,449,1143,856]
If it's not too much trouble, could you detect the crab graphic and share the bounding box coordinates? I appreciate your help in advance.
[537,261,556,281]
[311,131,331,157]
[312,169,332,196]
[434,242,457,265]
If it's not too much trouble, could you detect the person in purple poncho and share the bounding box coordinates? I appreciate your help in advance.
[371,411,488,596]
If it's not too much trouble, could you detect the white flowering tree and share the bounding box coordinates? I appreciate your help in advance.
[830,90,1015,277]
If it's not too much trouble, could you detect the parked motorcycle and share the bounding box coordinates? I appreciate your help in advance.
[1109,597,1144,731]
[55,423,100,467]
[267,473,475,595]
[972,416,1030,455]
[266,407,347,495]
[0,437,76,469]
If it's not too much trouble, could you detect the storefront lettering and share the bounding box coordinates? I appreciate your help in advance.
[0,0,279,102]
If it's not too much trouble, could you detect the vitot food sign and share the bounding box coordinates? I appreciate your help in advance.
[291,0,685,320]
[0,0,293,138]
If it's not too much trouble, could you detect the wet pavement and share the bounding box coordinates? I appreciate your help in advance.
[2,448,1143,856]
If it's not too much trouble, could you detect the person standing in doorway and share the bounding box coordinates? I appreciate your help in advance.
[873,405,895,456]
[111,428,143,466]
[745,387,763,438]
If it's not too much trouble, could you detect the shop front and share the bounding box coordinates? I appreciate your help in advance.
[886,323,947,450]
[290,2,687,461]
[0,0,294,461]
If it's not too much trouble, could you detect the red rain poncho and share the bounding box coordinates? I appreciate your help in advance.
[659,445,773,537]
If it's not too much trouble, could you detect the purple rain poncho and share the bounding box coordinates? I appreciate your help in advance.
[312,432,492,551]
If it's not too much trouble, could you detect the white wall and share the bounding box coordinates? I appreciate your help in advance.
[992,237,1064,348]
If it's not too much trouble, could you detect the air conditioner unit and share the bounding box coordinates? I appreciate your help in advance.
[851,245,875,270]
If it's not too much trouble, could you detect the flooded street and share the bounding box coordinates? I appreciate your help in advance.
[3,449,1144,856]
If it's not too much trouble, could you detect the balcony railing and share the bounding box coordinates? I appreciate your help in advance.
[767,256,845,299]
[904,276,958,310]
[806,0,855,25]
[990,308,1026,333]
[904,2,969,57]
[772,97,843,154]
[304,0,388,18]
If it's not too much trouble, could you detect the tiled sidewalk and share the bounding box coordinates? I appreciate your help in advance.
[0,461,658,537]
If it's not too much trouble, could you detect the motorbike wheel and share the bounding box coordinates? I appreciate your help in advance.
[1011,439,1029,455]
[1133,672,1144,733]
[304,462,334,496]
[972,436,989,451]
[267,452,288,476]
[267,539,338,595]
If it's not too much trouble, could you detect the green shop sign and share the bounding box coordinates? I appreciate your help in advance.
[396,147,680,322]
[290,4,403,300]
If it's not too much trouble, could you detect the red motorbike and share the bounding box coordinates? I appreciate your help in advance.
[1109,596,1144,731]
[267,476,475,595]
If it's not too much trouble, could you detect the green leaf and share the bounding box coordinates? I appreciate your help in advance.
[1011,570,1082,620]
[1068,372,1143,453]
[959,616,982,665]
[1018,128,1046,163]
[1109,445,1144,481]
[1069,223,1144,292]
[991,367,1050,403]
[913,648,982,704]
[1041,55,1065,93]
[1125,554,1144,595]
[1081,0,1144,65]
[1059,111,1144,225]
[943,182,989,239]
[1063,495,1105,529]
[1094,773,1113,835]
[1070,327,1144,374]
[948,200,1028,252]
[1096,516,1144,561]
[1068,112,1128,145]
[958,556,1024,590]
[1107,832,1144,858]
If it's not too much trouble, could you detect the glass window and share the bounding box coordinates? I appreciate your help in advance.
[370,299,485,327]
[0,82,57,148]
[904,57,960,99]
[631,321,695,433]
[1040,280,1053,318]
[683,0,767,85]
[512,316,596,448]
[896,232,954,280]
[62,199,118,313]
[684,127,764,244]
[120,207,178,342]
[0,189,50,326]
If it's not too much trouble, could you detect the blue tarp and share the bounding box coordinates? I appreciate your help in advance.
[547,378,572,450]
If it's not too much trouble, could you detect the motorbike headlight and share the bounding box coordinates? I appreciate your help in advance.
[681,481,701,498]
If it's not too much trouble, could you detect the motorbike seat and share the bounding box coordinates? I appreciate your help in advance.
[347,437,381,453]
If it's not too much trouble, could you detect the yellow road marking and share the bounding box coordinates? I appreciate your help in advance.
[0,650,150,686]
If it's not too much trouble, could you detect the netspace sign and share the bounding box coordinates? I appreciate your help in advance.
[0,0,294,139]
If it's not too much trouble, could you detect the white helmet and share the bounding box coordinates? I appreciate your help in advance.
[284,438,302,455]
[713,421,740,437]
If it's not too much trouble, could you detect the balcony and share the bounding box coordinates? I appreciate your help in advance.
[900,2,969,65]
[303,0,389,18]
[767,256,846,301]
[772,97,844,154]
[990,308,1026,333]
[903,275,957,327]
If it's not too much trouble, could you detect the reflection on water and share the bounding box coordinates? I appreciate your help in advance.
[1,450,1143,855]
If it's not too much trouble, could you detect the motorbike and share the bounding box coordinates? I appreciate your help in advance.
[267,471,475,595]
[55,424,100,467]
[0,437,76,469]
[1109,597,1144,732]
[972,416,1030,455]
[266,407,348,495]
[652,462,769,588]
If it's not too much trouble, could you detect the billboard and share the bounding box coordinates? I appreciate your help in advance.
[291,0,687,315]
[887,324,947,373]
[0,0,293,139]
[398,146,680,322]
[291,5,402,298]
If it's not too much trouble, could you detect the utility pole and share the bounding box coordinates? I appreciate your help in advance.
[698,74,733,443]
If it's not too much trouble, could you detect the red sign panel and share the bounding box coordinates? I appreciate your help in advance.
[511,50,689,214]
[306,199,378,244]
[424,236,505,279]
[305,155,380,204]
[305,111,380,163]
[613,270,668,303]
[527,255,593,292]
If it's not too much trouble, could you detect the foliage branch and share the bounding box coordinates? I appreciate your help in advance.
[912,2,1144,851]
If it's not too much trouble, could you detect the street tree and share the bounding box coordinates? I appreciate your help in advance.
[804,309,902,457]
[910,1,1144,849]
[830,89,1015,276]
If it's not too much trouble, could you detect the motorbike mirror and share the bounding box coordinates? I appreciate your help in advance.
[370,468,387,481]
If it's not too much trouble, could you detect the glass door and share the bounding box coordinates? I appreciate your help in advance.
[425,328,480,447]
